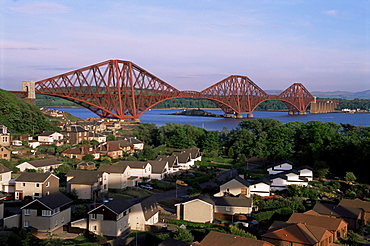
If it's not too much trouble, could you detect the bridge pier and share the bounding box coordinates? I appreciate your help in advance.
[310,97,340,114]
[22,81,36,105]
[288,111,295,115]
[247,113,254,118]
[236,114,243,118]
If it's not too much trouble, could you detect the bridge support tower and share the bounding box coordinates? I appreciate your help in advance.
[22,81,36,105]
[310,97,340,114]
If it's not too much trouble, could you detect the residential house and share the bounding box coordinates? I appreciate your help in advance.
[126,137,144,153]
[105,140,133,154]
[0,146,11,161]
[61,125,89,145]
[175,194,253,224]
[156,155,179,173]
[269,168,311,191]
[129,196,159,231]
[200,231,274,246]
[62,144,100,160]
[88,132,107,143]
[88,197,134,237]
[76,120,106,133]
[288,212,348,241]
[214,175,250,197]
[28,139,40,148]
[77,161,96,170]
[98,163,136,189]
[339,198,370,224]
[96,142,123,159]
[175,194,215,223]
[37,131,64,145]
[172,147,201,169]
[266,160,294,175]
[123,161,152,180]
[250,178,271,197]
[14,172,59,200]
[66,170,108,200]
[21,192,72,232]
[12,139,22,146]
[312,202,364,230]
[16,158,63,172]
[262,222,334,246]
[148,160,169,180]
[0,163,12,192]
[0,123,11,147]
[213,195,253,218]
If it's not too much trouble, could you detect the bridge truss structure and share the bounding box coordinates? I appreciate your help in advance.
[24,60,314,119]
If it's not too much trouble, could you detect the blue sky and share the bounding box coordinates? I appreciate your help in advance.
[1,0,369,92]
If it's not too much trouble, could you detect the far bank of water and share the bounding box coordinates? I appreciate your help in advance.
[50,108,370,131]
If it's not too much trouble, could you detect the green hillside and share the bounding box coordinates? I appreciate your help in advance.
[0,89,59,135]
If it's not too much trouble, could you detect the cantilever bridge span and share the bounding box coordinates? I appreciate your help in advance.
[11,59,329,119]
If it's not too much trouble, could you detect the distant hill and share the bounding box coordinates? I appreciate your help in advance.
[0,89,59,135]
[265,90,370,99]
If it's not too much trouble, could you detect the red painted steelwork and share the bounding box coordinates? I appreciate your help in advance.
[12,60,315,119]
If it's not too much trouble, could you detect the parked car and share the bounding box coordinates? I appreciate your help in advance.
[176,180,188,186]
[140,184,153,190]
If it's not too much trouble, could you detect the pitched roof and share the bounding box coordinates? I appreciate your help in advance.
[262,223,329,245]
[158,238,192,246]
[213,195,253,207]
[224,175,250,187]
[38,131,58,136]
[339,198,370,212]
[21,192,72,210]
[175,194,215,206]
[24,158,62,167]
[66,170,104,185]
[134,195,159,221]
[0,163,11,174]
[250,178,271,185]
[288,212,347,231]
[62,144,98,155]
[16,172,56,182]
[156,155,178,167]
[201,231,272,246]
[98,163,129,173]
[172,151,191,163]
[312,202,362,219]
[266,160,294,169]
[120,161,150,169]
[89,197,134,215]
[148,160,168,174]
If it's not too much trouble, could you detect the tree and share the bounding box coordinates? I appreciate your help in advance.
[173,228,194,242]
[344,172,357,182]
[83,154,95,161]
[229,225,257,239]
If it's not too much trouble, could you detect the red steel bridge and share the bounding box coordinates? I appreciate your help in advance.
[9,59,334,120]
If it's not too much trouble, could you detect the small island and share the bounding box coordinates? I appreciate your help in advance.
[170,109,223,117]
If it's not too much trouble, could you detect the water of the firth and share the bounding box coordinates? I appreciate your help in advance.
[51,108,370,131]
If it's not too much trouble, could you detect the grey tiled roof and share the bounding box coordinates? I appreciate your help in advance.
[16,172,54,182]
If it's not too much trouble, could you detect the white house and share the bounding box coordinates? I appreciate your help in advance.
[16,158,63,172]
[266,161,294,175]
[250,178,271,197]
[148,160,169,180]
[98,163,136,188]
[122,161,152,180]
[214,176,250,197]
[0,164,12,193]
[38,131,64,145]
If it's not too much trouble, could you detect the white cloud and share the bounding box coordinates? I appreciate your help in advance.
[8,2,71,14]
[323,9,338,16]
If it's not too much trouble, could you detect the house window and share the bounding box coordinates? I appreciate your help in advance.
[225,207,231,212]
[25,209,30,215]
[46,191,50,196]
[35,183,40,187]
[24,221,30,227]
[53,208,60,214]
[34,193,40,198]
[42,210,52,216]
[91,214,97,220]
[92,225,97,231]
[22,183,26,187]
[46,182,50,187]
